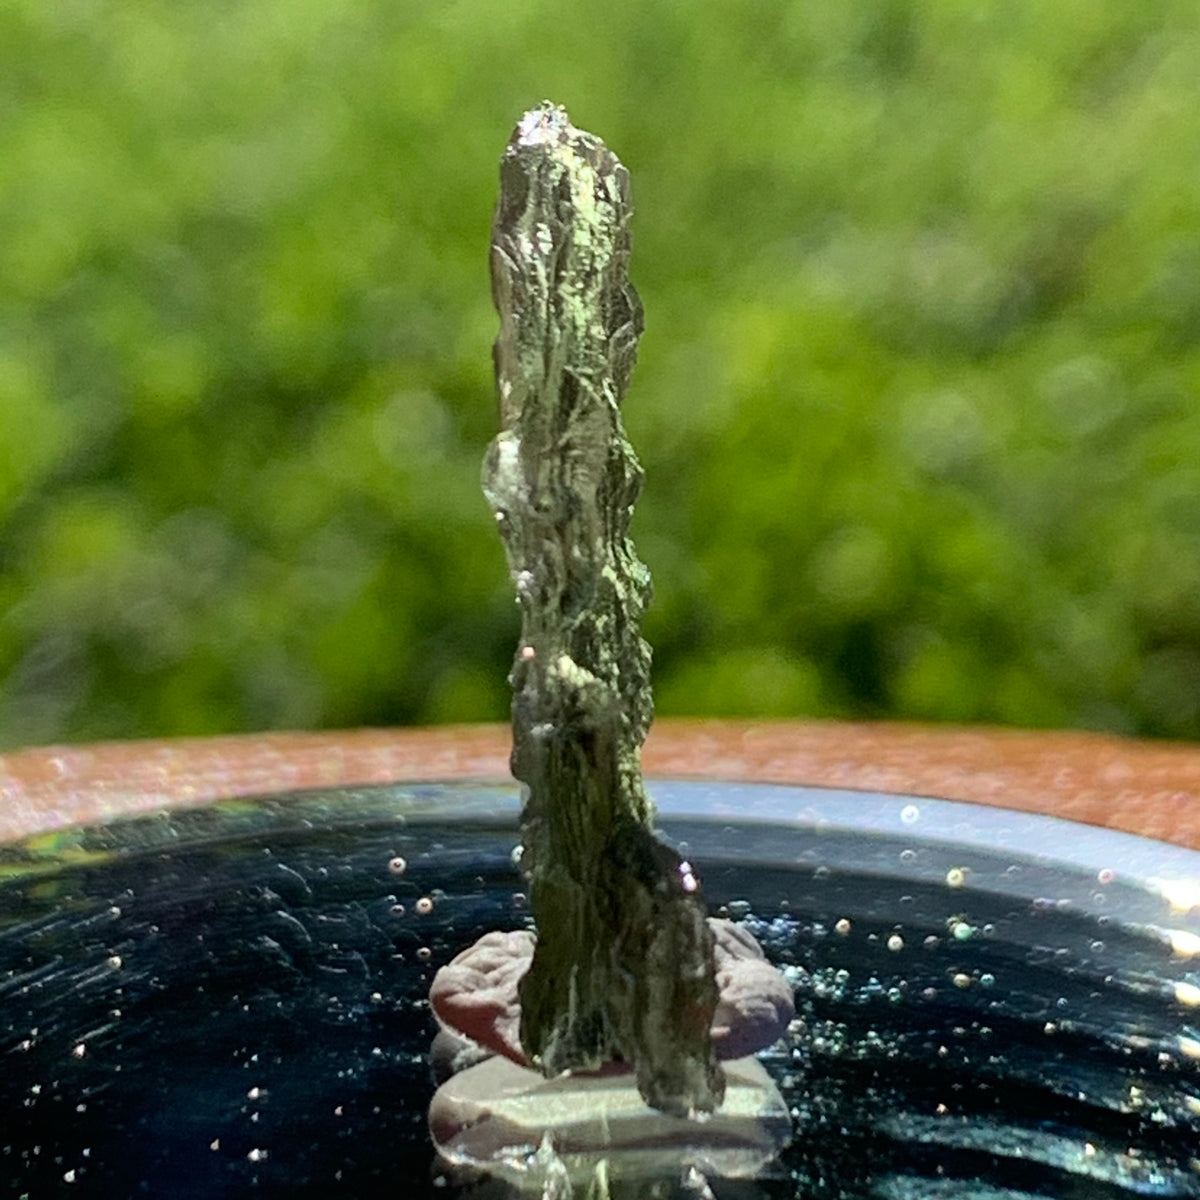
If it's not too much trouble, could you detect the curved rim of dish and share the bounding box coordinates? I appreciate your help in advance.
[3,779,1199,905]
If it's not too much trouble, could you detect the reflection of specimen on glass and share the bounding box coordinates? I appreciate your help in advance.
[481,100,722,1117]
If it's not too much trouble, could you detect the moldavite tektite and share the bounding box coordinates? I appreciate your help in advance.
[482,102,724,1118]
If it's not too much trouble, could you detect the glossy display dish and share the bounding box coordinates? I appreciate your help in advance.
[2,721,1199,1198]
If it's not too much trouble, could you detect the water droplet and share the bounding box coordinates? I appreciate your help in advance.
[1174,981,1200,1007]
[1169,929,1200,957]
[900,804,920,825]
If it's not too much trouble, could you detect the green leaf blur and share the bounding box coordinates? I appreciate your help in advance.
[2,1,1198,747]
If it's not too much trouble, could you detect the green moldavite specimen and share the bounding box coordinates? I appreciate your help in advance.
[482,102,724,1118]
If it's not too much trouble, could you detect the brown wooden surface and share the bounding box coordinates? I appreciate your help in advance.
[2,719,1199,849]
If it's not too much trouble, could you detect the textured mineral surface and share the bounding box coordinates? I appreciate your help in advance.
[482,101,723,1116]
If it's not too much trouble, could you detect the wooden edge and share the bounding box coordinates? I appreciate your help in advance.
[1,719,1199,850]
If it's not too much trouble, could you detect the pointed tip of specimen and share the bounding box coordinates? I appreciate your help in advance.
[512,100,575,148]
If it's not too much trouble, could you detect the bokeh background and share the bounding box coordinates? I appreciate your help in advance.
[2,1,1199,751]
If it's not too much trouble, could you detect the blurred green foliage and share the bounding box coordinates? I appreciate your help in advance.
[2,0,1199,749]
